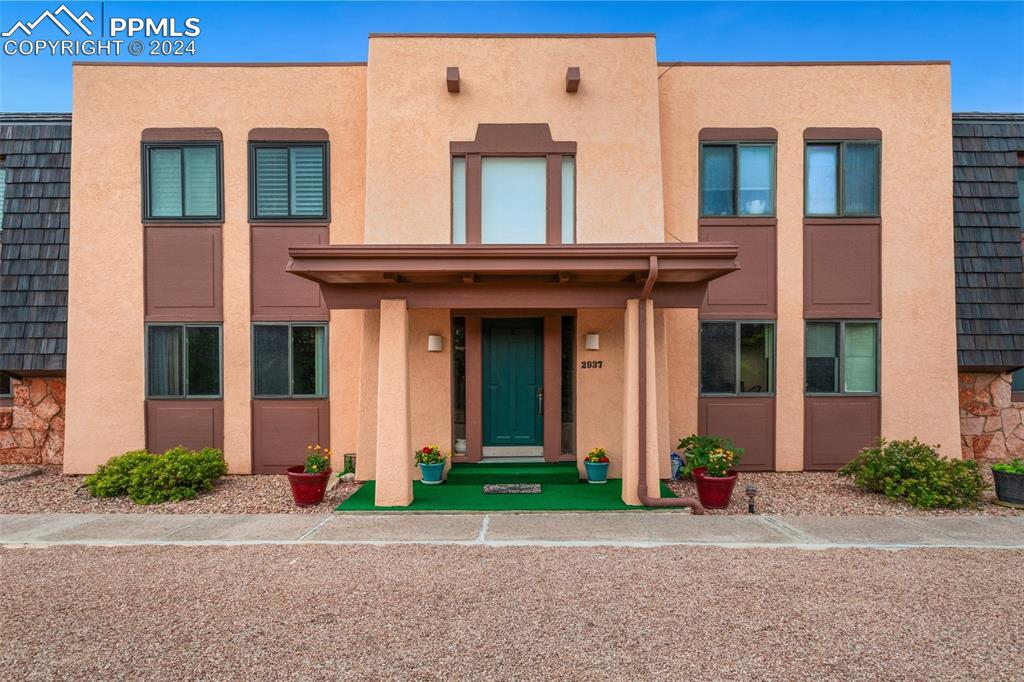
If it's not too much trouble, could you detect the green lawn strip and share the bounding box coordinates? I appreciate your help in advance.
[336,479,676,512]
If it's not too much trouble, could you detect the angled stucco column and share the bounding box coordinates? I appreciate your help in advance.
[621,300,641,505]
[375,299,413,506]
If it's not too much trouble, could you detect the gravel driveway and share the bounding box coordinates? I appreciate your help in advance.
[1,544,1020,681]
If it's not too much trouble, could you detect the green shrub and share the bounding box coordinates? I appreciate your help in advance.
[84,446,227,505]
[839,438,986,509]
[84,450,155,498]
[992,459,1024,475]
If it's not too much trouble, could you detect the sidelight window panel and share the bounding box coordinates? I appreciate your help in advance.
[700,146,735,216]
[805,145,839,216]
[451,157,467,244]
[561,156,576,244]
[737,146,774,216]
[147,324,222,398]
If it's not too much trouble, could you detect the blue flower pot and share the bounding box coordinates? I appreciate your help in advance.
[418,462,446,485]
[584,461,609,484]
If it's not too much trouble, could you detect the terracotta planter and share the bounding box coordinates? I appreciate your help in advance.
[286,466,332,506]
[692,467,738,509]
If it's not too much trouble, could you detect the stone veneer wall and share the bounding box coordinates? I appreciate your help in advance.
[959,372,1024,461]
[0,377,66,465]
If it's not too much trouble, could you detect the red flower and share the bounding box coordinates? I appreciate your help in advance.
[421,447,430,454]
[598,457,609,463]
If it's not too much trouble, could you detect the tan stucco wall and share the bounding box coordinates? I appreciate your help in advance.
[408,309,452,473]
[659,63,959,466]
[67,64,366,473]
[364,36,665,245]
[576,309,626,477]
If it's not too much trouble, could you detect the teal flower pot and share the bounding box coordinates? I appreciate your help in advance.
[584,461,609,484]
[418,462,446,485]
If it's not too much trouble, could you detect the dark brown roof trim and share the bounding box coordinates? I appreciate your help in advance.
[658,60,950,66]
[804,127,882,140]
[73,61,366,67]
[370,33,655,38]
[699,127,778,141]
[451,123,576,155]
[142,127,222,141]
[249,128,329,142]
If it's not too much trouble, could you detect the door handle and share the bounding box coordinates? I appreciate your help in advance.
[537,389,544,416]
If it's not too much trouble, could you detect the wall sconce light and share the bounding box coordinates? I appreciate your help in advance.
[427,334,444,352]
[584,333,600,351]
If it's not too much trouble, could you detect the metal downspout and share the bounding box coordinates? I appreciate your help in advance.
[637,256,705,514]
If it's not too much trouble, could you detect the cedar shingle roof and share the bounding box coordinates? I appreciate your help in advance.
[0,113,71,374]
[953,113,1024,371]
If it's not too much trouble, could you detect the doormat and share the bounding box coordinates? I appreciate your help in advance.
[483,484,542,494]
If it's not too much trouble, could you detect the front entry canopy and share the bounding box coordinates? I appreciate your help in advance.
[286,243,740,310]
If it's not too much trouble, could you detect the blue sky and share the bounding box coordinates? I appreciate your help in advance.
[1,1,1022,112]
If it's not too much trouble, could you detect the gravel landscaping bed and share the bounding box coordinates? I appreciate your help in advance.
[2,464,1020,516]
[666,468,1020,516]
[0,465,360,514]
[1,544,1020,681]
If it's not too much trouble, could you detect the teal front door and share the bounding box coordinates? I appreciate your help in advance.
[482,318,544,446]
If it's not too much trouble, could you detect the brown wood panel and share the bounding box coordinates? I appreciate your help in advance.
[145,227,223,321]
[251,400,330,474]
[699,224,776,319]
[804,396,881,470]
[464,316,483,462]
[804,127,882,141]
[251,226,329,321]
[698,397,775,471]
[321,282,710,310]
[145,400,224,454]
[546,155,562,245]
[804,223,881,318]
[543,314,562,461]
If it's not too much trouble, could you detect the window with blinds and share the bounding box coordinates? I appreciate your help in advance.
[143,143,221,220]
[805,320,879,395]
[250,143,328,220]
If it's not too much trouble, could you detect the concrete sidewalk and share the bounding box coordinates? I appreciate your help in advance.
[2,512,1023,549]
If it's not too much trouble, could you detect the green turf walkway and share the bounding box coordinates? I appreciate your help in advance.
[336,462,677,512]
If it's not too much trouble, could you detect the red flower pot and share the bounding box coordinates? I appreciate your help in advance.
[286,466,332,507]
[693,468,738,509]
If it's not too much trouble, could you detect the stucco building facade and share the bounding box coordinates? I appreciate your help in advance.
[61,34,965,505]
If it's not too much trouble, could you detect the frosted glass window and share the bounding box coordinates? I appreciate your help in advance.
[843,143,880,215]
[481,157,547,244]
[701,146,734,216]
[806,145,838,215]
[149,148,182,217]
[738,146,774,215]
[561,156,575,243]
[843,323,878,393]
[451,157,466,244]
[183,147,217,217]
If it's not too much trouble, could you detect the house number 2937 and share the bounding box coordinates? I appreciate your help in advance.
[580,360,603,369]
